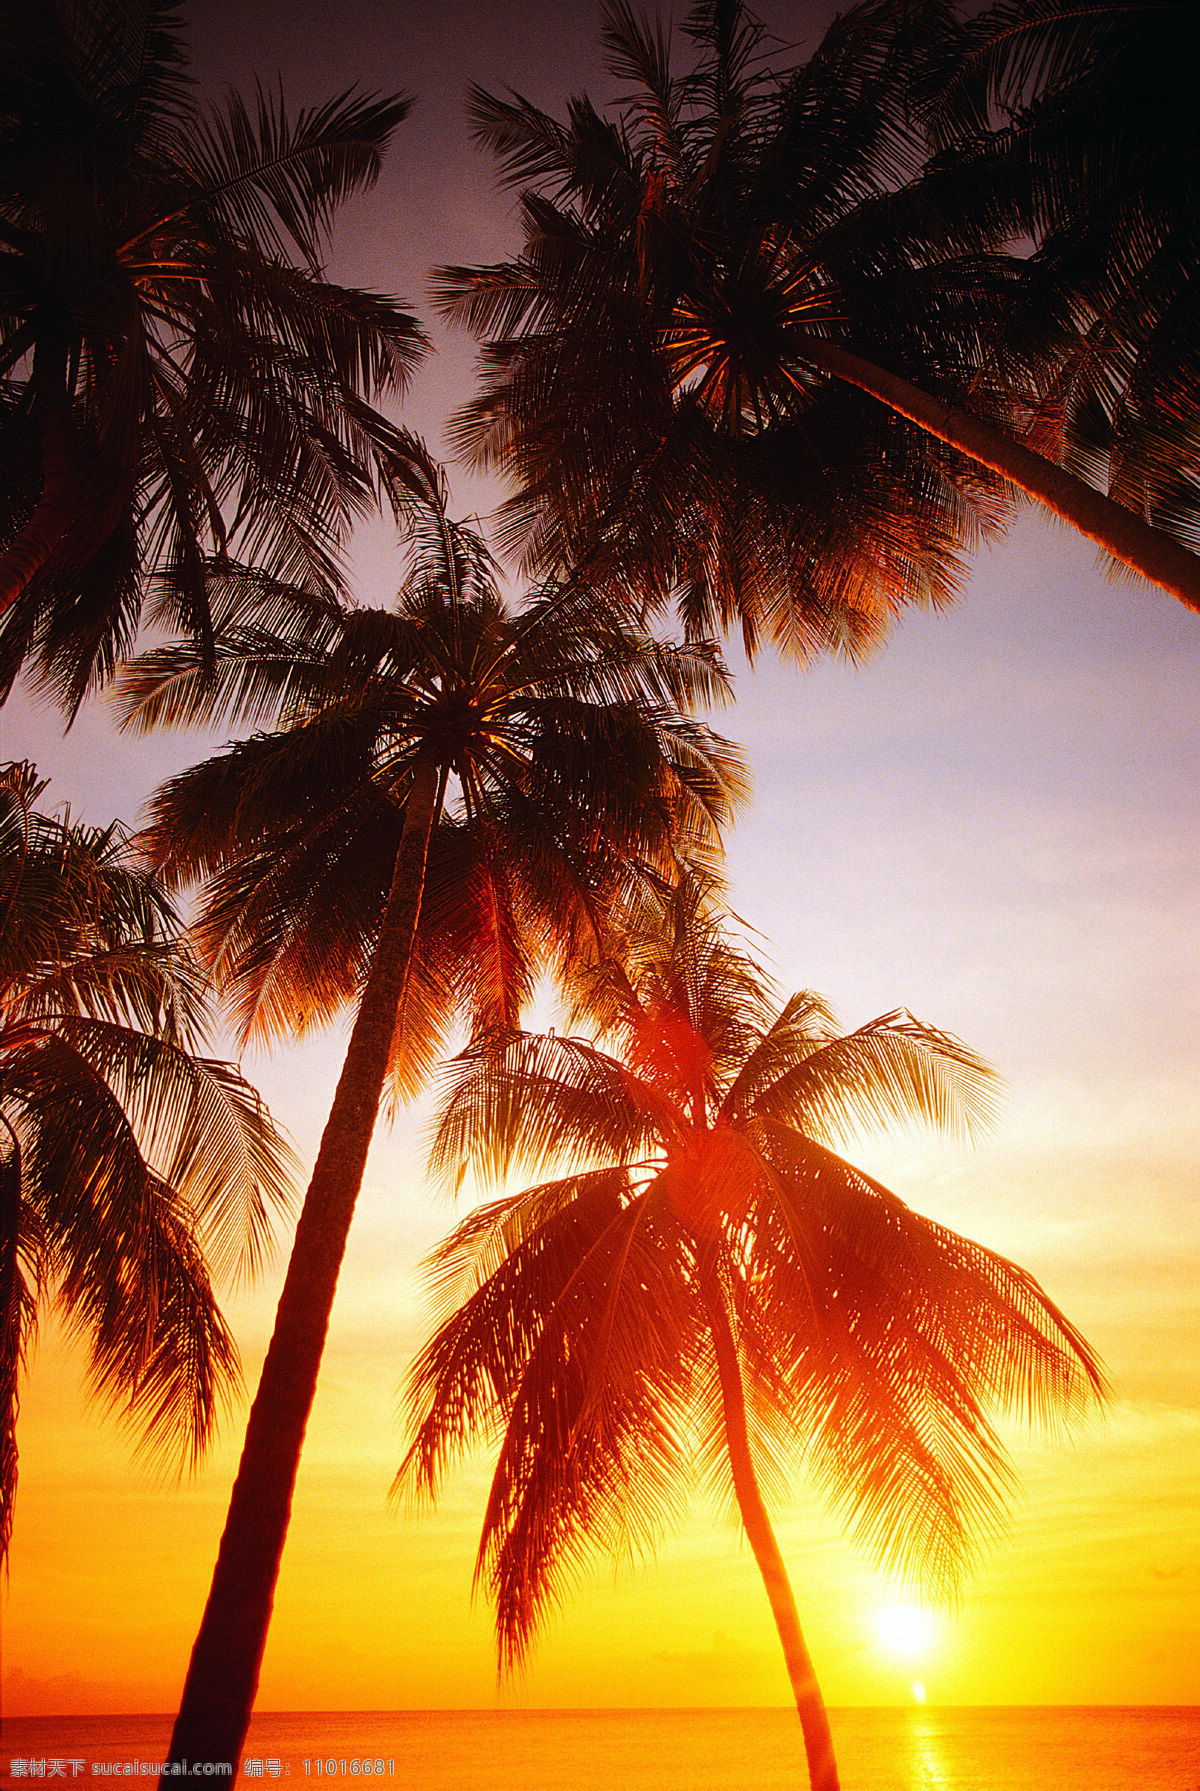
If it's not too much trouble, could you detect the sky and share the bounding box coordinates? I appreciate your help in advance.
[2,0,1198,1722]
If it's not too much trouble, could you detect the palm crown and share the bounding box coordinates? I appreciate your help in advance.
[440,0,1200,634]
[0,761,295,1563]
[443,0,1004,659]
[125,441,746,1070]
[401,876,1105,1788]
[0,0,426,708]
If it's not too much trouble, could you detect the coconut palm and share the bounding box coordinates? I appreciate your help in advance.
[400,875,1105,1791]
[439,0,1200,637]
[119,435,746,1769]
[0,0,425,710]
[921,0,1200,559]
[0,759,295,1566]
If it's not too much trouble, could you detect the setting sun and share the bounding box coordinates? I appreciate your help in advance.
[873,1604,937,1661]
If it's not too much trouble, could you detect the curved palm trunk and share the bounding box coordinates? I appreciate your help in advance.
[704,1285,840,1791]
[791,333,1200,614]
[0,345,79,619]
[162,757,441,1778]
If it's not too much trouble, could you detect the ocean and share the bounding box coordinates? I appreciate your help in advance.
[2,1708,1198,1791]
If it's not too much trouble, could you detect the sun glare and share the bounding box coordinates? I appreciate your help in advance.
[873,1603,936,1661]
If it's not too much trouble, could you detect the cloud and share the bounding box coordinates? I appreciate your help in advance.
[1,1666,159,1717]
[651,1631,770,1683]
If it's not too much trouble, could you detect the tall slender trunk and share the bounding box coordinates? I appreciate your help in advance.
[161,758,441,1779]
[791,333,1200,614]
[703,1281,840,1791]
[0,342,79,618]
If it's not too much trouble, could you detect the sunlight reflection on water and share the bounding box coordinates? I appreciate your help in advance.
[906,1713,951,1791]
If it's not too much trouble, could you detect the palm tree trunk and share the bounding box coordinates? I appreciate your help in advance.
[791,333,1200,614]
[704,1283,840,1791]
[0,344,79,619]
[161,756,442,1779]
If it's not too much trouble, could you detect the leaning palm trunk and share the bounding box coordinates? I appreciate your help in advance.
[704,1281,840,1791]
[791,335,1200,613]
[164,758,441,1773]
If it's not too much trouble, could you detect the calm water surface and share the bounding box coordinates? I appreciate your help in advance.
[2,1708,1198,1791]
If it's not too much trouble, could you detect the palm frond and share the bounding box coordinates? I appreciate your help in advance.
[431,1031,653,1192]
[743,1006,1001,1144]
[751,1123,1104,1591]
[185,85,412,269]
[0,768,297,1557]
[402,1177,700,1671]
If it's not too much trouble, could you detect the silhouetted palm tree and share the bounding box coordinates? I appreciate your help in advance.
[439,0,1200,635]
[401,876,1105,1791]
[120,437,746,1770]
[0,760,295,1564]
[922,0,1200,561]
[0,0,425,708]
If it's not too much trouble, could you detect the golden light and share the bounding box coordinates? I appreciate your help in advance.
[872,1603,937,1661]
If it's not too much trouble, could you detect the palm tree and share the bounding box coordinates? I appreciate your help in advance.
[438,0,1200,636]
[920,0,1200,562]
[400,875,1106,1791]
[119,436,747,1771]
[0,759,295,1565]
[0,0,426,710]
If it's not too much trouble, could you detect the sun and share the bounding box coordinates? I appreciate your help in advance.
[872,1603,937,1661]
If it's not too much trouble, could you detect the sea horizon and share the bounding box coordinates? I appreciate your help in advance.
[3,1704,1198,1791]
[7,1702,1200,1715]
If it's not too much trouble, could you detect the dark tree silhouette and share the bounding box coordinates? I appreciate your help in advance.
[0,0,426,708]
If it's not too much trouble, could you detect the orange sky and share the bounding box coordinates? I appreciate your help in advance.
[3,0,1199,1721]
